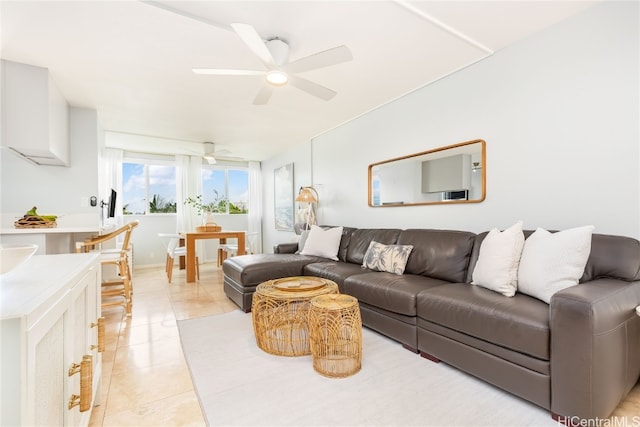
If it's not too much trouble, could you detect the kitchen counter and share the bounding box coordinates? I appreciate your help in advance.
[0,252,102,426]
[0,227,101,254]
[0,253,99,322]
[0,226,99,234]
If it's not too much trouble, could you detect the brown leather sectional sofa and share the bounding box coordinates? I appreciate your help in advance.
[222,226,640,421]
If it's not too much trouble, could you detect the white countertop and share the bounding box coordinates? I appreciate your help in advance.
[0,226,100,234]
[1,212,102,234]
[0,253,99,321]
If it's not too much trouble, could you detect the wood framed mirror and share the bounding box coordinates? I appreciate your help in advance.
[368,139,486,207]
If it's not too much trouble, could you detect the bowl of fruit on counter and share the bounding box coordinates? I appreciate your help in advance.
[14,207,58,228]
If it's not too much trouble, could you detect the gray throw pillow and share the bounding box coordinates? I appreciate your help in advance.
[295,230,311,254]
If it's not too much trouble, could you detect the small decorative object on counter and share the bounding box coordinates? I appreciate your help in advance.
[14,206,57,228]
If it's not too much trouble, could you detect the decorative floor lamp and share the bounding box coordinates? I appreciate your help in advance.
[295,186,318,234]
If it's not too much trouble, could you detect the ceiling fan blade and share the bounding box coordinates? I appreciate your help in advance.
[284,45,353,74]
[288,75,337,101]
[216,154,246,161]
[253,85,274,105]
[231,23,276,69]
[192,68,265,76]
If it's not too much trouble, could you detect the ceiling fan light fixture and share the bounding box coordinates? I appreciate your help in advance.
[265,70,288,86]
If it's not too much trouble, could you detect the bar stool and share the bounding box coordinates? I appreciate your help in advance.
[77,221,139,315]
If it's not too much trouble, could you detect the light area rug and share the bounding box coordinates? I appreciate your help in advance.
[177,310,556,427]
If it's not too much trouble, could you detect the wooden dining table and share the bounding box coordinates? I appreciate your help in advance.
[185,230,246,282]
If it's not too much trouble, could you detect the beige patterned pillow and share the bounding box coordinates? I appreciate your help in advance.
[362,241,414,275]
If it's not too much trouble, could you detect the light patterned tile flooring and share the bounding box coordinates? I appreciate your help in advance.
[89,263,236,426]
[89,263,640,426]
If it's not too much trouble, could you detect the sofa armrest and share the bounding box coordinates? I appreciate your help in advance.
[273,242,298,254]
[550,278,640,420]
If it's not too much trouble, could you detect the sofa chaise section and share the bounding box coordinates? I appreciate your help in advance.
[222,253,323,311]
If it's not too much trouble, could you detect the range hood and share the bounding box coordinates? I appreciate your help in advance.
[8,147,68,166]
[2,60,70,166]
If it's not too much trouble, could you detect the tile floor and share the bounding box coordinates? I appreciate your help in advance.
[89,263,640,426]
[88,263,235,426]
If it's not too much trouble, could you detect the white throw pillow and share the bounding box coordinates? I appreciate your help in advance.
[299,225,343,260]
[517,225,595,304]
[362,241,414,275]
[471,221,525,297]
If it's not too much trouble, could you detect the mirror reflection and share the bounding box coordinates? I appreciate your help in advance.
[368,139,486,207]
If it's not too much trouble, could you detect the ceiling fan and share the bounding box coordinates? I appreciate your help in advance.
[193,23,353,105]
[201,142,243,164]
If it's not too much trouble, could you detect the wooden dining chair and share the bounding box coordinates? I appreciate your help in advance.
[158,233,199,283]
[77,221,139,315]
[217,232,258,267]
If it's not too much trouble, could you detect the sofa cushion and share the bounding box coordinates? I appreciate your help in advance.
[344,272,449,317]
[336,226,357,262]
[345,229,402,265]
[518,226,594,304]
[300,225,343,260]
[398,229,476,283]
[303,261,370,290]
[416,283,550,360]
[580,233,640,282]
[362,241,413,275]
[471,221,524,297]
[222,253,323,287]
[469,230,640,284]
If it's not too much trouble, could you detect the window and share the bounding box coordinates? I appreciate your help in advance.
[202,166,249,214]
[123,159,176,215]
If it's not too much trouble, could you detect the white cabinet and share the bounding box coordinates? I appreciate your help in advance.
[1,59,70,166]
[0,253,102,426]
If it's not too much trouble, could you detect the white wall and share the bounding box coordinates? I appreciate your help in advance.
[261,140,314,251]
[262,1,639,251]
[1,107,102,227]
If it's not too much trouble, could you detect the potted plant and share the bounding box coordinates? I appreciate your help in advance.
[184,192,228,225]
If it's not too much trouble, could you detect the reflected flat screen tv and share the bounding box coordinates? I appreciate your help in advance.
[108,189,117,218]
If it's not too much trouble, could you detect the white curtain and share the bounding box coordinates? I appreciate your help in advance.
[102,148,123,227]
[176,154,203,233]
[248,161,263,253]
[175,155,189,233]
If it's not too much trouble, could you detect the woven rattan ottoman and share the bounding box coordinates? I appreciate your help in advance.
[308,294,362,378]
[251,276,339,357]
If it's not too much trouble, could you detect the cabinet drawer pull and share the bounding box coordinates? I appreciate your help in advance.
[90,317,105,352]
[68,355,93,412]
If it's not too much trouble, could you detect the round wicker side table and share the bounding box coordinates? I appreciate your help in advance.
[308,294,362,378]
[251,276,339,357]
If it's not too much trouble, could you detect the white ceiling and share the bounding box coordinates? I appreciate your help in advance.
[1,0,599,161]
